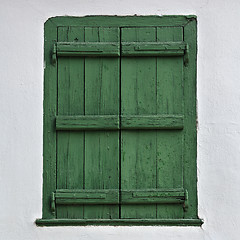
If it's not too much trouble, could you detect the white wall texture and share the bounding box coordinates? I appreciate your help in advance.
[0,0,240,239]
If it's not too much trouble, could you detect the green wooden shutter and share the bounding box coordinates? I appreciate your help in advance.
[56,27,120,219]
[38,16,202,226]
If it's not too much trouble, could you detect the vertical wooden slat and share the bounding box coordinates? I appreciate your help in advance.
[84,27,120,219]
[156,27,184,219]
[43,20,57,219]
[57,27,85,219]
[156,27,183,114]
[183,20,198,219]
[121,27,157,219]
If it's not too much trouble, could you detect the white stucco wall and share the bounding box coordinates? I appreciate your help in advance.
[1,0,240,239]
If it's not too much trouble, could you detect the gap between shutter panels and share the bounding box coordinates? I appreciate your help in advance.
[54,26,186,219]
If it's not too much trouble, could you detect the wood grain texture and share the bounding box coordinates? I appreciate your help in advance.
[183,19,198,219]
[42,19,57,219]
[121,27,158,219]
[36,218,203,226]
[121,115,183,129]
[121,189,185,204]
[56,115,119,130]
[56,42,120,56]
[121,26,184,219]
[55,189,119,204]
[42,16,199,226]
[57,26,85,219]
[121,42,186,56]
[46,15,193,28]
[156,26,184,219]
[84,27,120,219]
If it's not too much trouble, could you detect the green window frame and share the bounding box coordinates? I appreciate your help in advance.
[36,16,202,226]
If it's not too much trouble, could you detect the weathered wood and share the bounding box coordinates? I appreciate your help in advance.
[42,16,199,226]
[36,218,203,226]
[56,115,119,130]
[84,27,120,219]
[56,26,85,219]
[121,26,185,220]
[56,42,120,57]
[183,19,198,219]
[121,27,158,219]
[45,15,194,28]
[42,18,57,219]
[54,189,119,204]
[121,189,185,204]
[121,115,183,129]
[156,26,184,219]
[121,42,186,56]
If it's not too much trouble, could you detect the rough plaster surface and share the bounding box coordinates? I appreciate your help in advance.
[0,0,240,239]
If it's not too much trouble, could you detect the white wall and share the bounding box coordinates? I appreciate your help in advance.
[0,0,240,239]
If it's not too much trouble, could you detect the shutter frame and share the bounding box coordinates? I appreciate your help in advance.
[40,16,201,226]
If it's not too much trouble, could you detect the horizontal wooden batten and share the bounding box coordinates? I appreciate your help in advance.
[36,218,203,226]
[121,115,184,130]
[56,115,119,130]
[56,115,183,130]
[121,189,185,204]
[56,42,120,57]
[121,42,187,56]
[54,189,119,205]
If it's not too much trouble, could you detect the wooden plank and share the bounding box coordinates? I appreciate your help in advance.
[183,20,198,219]
[36,218,203,226]
[56,42,120,56]
[156,27,184,219]
[121,189,185,204]
[56,26,85,219]
[84,27,120,219]
[121,27,158,219]
[56,115,119,130]
[121,42,186,56]
[42,18,57,219]
[121,115,183,129]
[46,15,193,28]
[55,190,119,205]
[157,27,184,114]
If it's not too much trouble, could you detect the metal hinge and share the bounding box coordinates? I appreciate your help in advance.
[52,44,57,65]
[183,189,189,212]
[51,192,56,216]
[184,44,189,67]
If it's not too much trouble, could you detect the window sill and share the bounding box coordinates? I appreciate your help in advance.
[36,218,203,226]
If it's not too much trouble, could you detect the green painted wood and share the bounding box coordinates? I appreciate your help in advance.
[121,27,158,219]
[183,19,198,219]
[45,15,194,28]
[42,16,199,226]
[55,190,119,204]
[121,189,185,204]
[36,218,203,226]
[121,26,185,219]
[121,115,183,129]
[42,18,57,219]
[84,27,120,219]
[121,42,186,56]
[56,42,120,57]
[56,115,119,130]
[156,26,184,219]
[56,26,85,219]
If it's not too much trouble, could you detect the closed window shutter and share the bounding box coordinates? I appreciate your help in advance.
[39,16,201,226]
[55,26,186,219]
[56,27,120,219]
